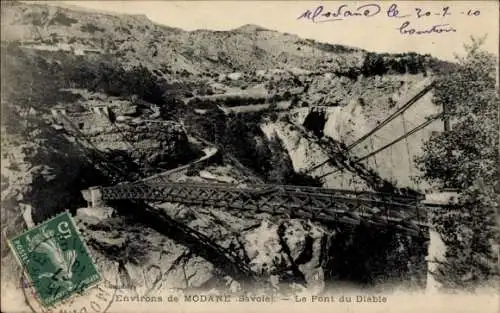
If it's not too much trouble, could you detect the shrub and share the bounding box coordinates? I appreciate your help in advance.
[48,12,78,26]
[80,23,105,33]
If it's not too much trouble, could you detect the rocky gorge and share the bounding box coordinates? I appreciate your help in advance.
[0,1,454,305]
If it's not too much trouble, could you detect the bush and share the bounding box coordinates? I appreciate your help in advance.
[80,23,105,33]
[186,164,200,176]
[362,53,387,76]
[48,12,78,26]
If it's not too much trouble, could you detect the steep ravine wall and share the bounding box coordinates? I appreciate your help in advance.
[346,91,442,191]
[260,121,371,191]
[277,87,442,192]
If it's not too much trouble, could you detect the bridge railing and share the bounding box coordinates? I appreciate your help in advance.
[97,181,429,227]
[136,180,423,201]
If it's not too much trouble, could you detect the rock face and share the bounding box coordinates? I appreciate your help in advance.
[72,197,427,296]
[79,213,218,292]
[54,90,203,175]
[240,219,328,293]
[1,106,97,300]
[261,121,371,191]
[1,109,99,223]
[76,205,333,294]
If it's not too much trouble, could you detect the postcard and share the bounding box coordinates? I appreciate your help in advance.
[1,1,498,313]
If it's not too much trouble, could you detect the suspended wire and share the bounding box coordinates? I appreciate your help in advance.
[312,130,394,182]
[389,144,394,180]
[317,113,443,180]
[401,67,414,180]
[346,82,434,151]
[369,134,378,174]
[357,114,441,166]
[304,80,434,174]
[401,112,414,179]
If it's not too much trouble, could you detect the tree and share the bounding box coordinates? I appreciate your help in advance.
[415,37,499,291]
[266,135,293,184]
[362,52,387,76]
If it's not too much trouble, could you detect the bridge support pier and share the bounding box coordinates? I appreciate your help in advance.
[422,192,457,294]
[80,187,103,208]
[425,227,445,293]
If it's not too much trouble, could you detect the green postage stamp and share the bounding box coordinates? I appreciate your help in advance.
[9,211,101,307]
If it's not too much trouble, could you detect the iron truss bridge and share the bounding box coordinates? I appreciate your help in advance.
[89,181,432,237]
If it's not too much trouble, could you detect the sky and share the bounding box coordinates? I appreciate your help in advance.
[43,1,499,62]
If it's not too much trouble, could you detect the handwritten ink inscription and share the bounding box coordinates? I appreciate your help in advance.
[297,3,481,35]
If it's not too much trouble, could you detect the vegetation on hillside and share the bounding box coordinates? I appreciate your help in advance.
[360,52,457,77]
[415,37,499,291]
[2,43,168,110]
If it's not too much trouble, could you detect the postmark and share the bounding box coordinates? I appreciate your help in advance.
[8,211,112,310]
[20,271,119,313]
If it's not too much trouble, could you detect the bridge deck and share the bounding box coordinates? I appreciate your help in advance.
[97,181,429,236]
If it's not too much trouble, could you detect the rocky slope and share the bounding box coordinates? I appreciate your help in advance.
[1,1,362,76]
[0,1,449,306]
[1,1,452,78]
